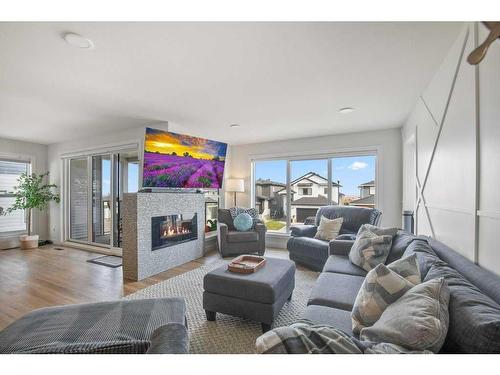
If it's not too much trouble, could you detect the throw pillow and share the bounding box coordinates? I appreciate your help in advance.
[360,277,450,353]
[348,224,398,272]
[351,254,421,336]
[229,207,260,228]
[314,216,343,241]
[233,213,253,231]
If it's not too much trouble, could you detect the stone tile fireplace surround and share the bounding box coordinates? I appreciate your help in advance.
[122,192,205,281]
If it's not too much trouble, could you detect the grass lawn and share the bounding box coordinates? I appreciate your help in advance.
[264,219,286,231]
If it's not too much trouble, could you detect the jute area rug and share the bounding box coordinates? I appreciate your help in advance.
[124,258,319,354]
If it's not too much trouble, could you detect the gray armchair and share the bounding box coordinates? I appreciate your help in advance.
[217,208,266,257]
[287,206,381,271]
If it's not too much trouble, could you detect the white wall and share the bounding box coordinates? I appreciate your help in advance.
[402,23,500,275]
[0,137,48,248]
[226,128,403,247]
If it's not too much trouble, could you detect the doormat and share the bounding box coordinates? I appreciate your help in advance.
[87,255,122,268]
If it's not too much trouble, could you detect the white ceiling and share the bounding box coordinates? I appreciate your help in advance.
[0,22,462,145]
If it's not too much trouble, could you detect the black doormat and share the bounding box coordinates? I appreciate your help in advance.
[87,255,122,268]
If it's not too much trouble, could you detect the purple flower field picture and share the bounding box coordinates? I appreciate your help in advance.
[142,128,227,189]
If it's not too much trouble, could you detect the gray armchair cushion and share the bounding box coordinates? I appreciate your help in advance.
[226,231,259,243]
[314,206,381,235]
[290,224,317,238]
[322,255,367,277]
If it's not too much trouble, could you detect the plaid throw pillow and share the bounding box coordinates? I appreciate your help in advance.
[351,254,421,336]
[349,224,398,272]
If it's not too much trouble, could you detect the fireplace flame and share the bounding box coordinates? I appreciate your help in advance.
[162,225,191,238]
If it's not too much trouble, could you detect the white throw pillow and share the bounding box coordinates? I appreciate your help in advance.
[314,216,343,241]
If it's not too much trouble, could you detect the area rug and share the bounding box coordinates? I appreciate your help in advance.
[124,259,319,354]
[87,255,122,268]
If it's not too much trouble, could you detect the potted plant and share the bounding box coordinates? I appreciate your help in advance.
[1,172,60,249]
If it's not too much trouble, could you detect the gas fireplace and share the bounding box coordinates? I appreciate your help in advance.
[151,213,198,251]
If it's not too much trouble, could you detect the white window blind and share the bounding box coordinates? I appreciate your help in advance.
[0,159,29,233]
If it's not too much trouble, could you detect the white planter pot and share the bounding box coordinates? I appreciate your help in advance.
[19,234,39,250]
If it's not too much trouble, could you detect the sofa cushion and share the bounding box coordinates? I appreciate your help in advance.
[302,305,353,335]
[386,230,417,264]
[314,216,343,241]
[351,254,421,336]
[424,261,500,353]
[360,277,450,353]
[322,255,367,277]
[203,258,295,304]
[226,231,258,243]
[308,272,365,311]
[349,224,397,272]
[287,237,329,261]
[403,239,439,278]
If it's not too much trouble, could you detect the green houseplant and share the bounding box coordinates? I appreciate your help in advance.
[2,172,60,249]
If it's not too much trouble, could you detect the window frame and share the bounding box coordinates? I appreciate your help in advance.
[0,154,33,238]
[251,147,379,236]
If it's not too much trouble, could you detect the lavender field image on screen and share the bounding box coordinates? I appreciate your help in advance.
[143,128,227,189]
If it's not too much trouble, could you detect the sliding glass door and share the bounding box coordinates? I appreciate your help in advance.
[69,158,89,242]
[66,148,139,250]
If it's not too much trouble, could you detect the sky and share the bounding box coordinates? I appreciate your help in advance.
[255,155,376,197]
[100,159,139,196]
[144,128,227,161]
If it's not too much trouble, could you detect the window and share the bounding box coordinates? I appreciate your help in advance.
[0,159,30,234]
[331,155,376,208]
[252,152,377,234]
[299,187,312,195]
[254,160,287,232]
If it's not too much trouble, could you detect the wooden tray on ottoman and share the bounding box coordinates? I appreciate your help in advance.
[228,255,266,274]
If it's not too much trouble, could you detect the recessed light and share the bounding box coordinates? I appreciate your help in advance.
[229,124,240,128]
[63,33,94,49]
[339,107,354,114]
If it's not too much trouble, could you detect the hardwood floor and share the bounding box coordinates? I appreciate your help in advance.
[0,244,290,330]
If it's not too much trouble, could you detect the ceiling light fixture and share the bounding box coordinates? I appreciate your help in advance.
[229,124,240,128]
[338,107,354,114]
[63,33,94,49]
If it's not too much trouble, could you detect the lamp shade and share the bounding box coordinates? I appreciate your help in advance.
[225,178,245,193]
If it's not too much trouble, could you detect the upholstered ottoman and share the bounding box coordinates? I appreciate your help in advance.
[203,257,295,332]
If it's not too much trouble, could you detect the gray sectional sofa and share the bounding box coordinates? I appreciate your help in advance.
[287,206,381,271]
[302,231,500,353]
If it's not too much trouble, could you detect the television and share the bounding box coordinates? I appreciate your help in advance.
[142,127,228,189]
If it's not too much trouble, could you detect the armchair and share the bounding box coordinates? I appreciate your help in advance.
[217,208,266,257]
[287,206,381,271]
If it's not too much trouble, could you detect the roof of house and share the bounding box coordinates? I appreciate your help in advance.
[255,178,286,187]
[290,195,339,206]
[291,172,341,187]
[358,180,375,188]
[349,194,375,205]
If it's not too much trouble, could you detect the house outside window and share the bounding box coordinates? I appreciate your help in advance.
[0,159,30,234]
